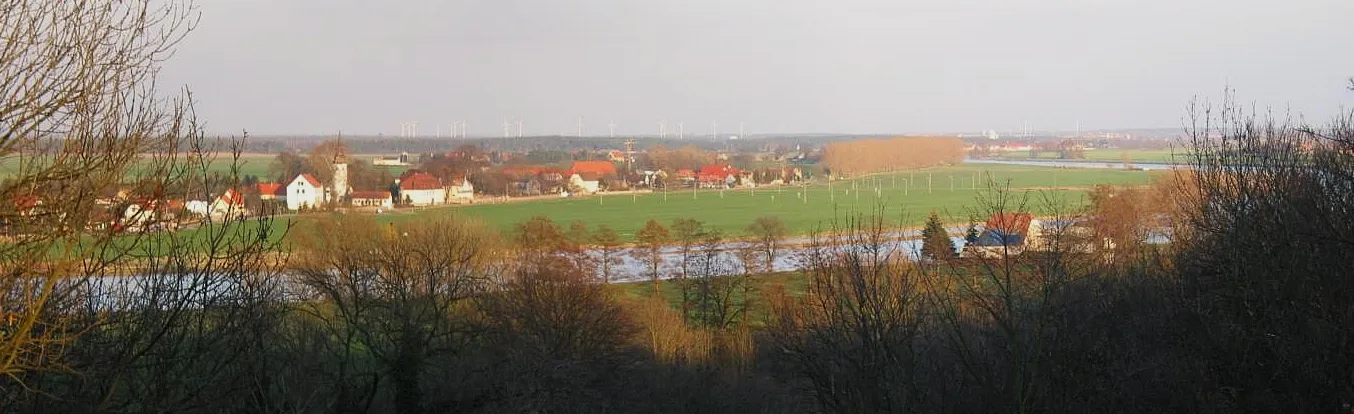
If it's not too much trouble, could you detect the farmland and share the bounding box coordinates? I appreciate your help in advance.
[354,163,1158,241]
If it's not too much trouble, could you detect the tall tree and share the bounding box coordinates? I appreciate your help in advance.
[746,216,788,273]
[633,219,670,295]
[920,211,956,263]
[591,224,623,283]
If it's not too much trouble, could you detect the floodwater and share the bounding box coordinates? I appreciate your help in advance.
[964,158,1178,170]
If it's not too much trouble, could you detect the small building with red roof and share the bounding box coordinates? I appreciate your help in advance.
[697,164,740,188]
[257,182,285,201]
[350,190,393,209]
[397,171,447,206]
[209,189,248,220]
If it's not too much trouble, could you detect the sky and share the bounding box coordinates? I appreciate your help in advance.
[158,0,1354,137]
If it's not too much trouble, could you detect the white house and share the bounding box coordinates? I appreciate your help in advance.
[287,174,325,211]
[569,172,601,194]
[398,172,446,206]
[209,189,247,220]
[448,176,475,204]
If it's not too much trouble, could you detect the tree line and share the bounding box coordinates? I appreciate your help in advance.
[820,136,966,176]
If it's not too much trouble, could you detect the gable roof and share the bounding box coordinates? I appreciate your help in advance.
[218,189,245,206]
[257,182,284,196]
[573,172,601,182]
[569,161,616,176]
[399,172,443,191]
[294,174,321,187]
[985,212,1033,235]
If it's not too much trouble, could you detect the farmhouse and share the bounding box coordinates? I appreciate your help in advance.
[448,176,475,204]
[398,172,446,206]
[209,189,247,220]
[350,190,393,209]
[966,212,1035,258]
[568,160,617,177]
[256,182,285,201]
[570,172,602,194]
[698,164,739,188]
[287,174,325,211]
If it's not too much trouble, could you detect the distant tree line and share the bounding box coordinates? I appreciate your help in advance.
[820,136,966,176]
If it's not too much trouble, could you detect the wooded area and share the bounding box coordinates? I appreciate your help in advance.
[820,137,966,175]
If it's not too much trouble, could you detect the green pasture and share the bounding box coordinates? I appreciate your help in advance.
[364,164,1157,241]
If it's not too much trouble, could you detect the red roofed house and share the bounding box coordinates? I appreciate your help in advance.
[608,150,627,162]
[257,182,285,201]
[350,190,393,209]
[568,160,617,177]
[209,189,248,220]
[697,164,739,188]
[287,174,325,211]
[398,171,446,206]
[967,212,1037,258]
[569,171,602,194]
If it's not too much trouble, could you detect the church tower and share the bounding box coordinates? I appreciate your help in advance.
[333,134,349,200]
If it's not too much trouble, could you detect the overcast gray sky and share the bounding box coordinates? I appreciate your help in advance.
[159,0,1354,136]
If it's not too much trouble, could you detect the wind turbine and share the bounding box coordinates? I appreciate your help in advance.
[739,121,745,139]
[502,119,511,138]
[517,118,523,139]
[678,121,684,140]
[712,121,718,140]
[577,116,584,138]
[659,120,667,139]
[608,120,616,138]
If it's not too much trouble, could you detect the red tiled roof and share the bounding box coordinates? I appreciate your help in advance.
[350,190,391,200]
[399,172,442,191]
[569,161,616,176]
[676,169,696,177]
[257,182,284,196]
[298,174,321,187]
[985,213,1033,235]
[699,164,738,177]
[574,172,601,181]
[219,189,245,206]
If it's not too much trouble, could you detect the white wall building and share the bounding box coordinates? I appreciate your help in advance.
[398,172,447,206]
[448,177,475,204]
[287,174,325,211]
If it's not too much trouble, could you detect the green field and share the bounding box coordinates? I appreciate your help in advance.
[355,164,1157,241]
[992,149,1188,164]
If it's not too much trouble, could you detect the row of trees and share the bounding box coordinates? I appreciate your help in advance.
[820,136,966,176]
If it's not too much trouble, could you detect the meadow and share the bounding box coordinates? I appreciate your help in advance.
[361,163,1158,241]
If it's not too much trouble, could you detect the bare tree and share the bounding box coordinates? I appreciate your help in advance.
[766,212,928,412]
[0,0,202,385]
[290,216,503,413]
[746,216,787,273]
[591,224,622,283]
[633,219,669,295]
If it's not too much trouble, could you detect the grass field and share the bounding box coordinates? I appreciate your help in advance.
[991,149,1188,164]
[353,164,1158,241]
